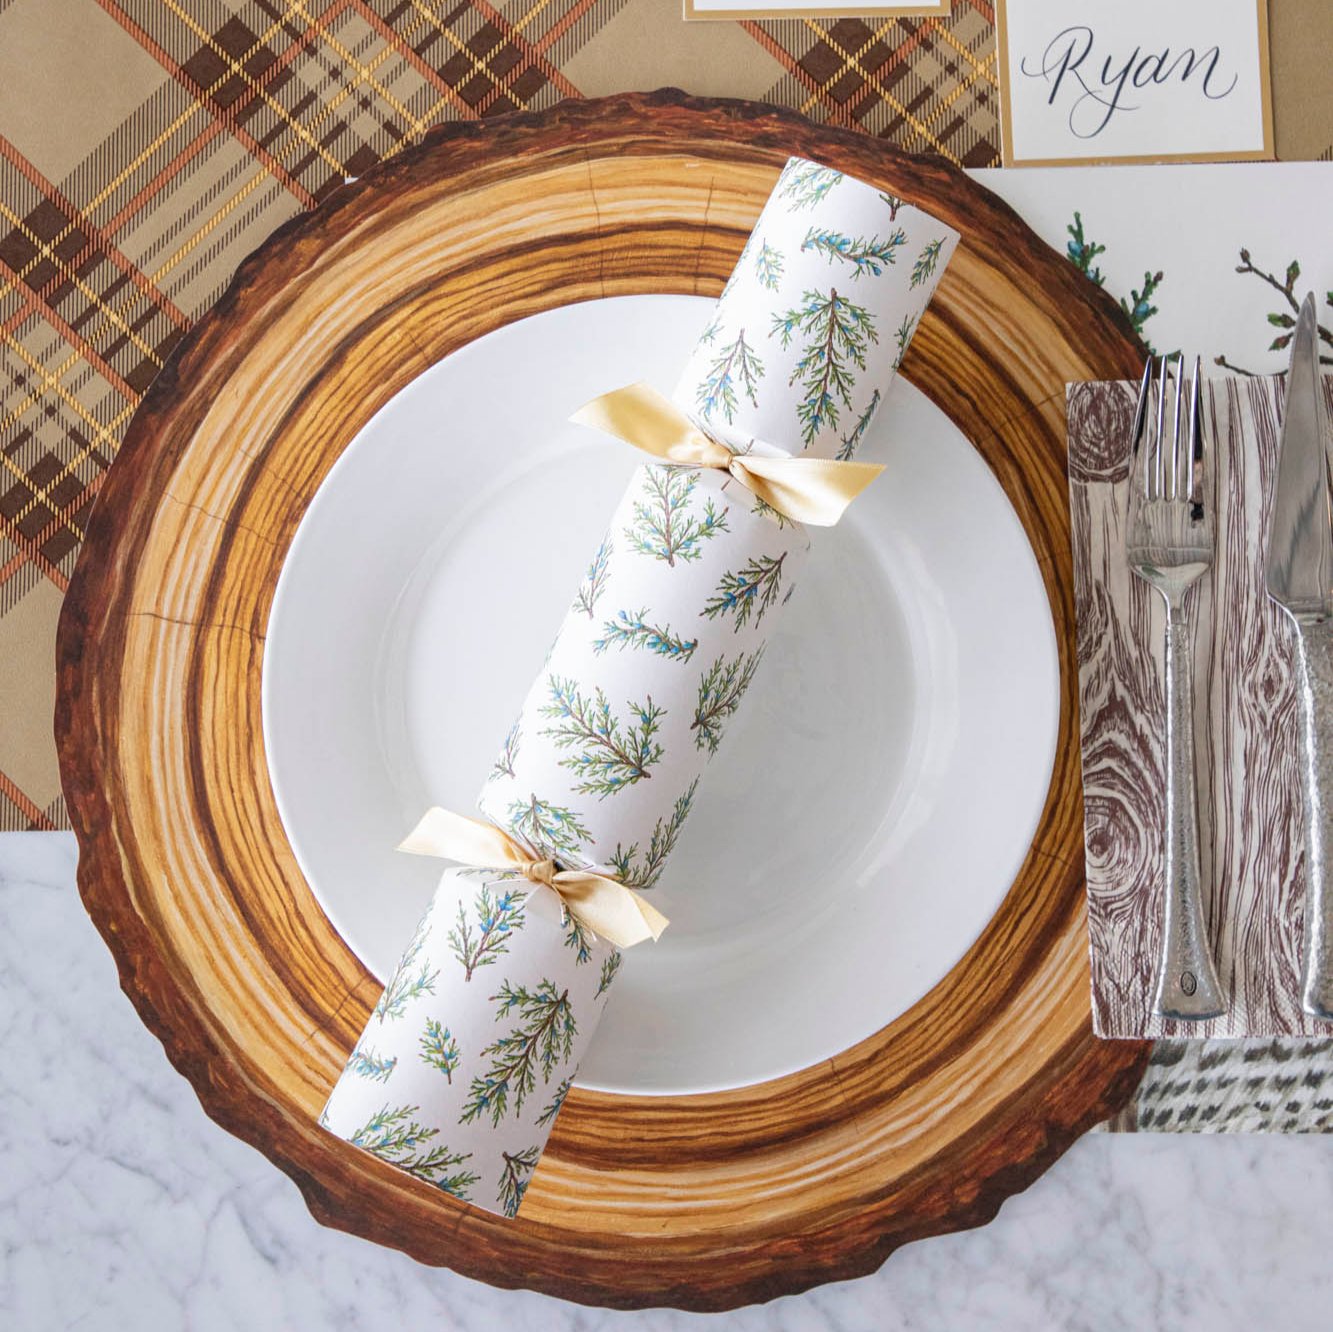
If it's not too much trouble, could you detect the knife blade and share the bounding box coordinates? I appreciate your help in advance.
[1266,294,1331,619]
[1265,291,1333,1018]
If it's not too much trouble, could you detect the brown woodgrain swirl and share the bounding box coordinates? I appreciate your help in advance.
[56,92,1150,1310]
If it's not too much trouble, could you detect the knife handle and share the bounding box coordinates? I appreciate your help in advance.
[1292,622,1333,1017]
[1153,597,1226,1020]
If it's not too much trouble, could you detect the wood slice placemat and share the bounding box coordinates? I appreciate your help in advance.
[55,91,1149,1310]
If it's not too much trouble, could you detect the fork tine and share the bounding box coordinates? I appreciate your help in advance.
[1154,355,1169,500]
[1188,354,1203,506]
[1169,353,1185,500]
[1131,358,1152,460]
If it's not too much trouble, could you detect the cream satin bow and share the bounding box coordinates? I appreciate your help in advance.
[571,382,885,526]
[399,807,668,949]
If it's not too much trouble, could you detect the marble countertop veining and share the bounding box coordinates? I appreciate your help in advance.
[3,831,1332,1331]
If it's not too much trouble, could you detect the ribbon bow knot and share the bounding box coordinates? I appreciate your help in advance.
[572,382,884,526]
[399,807,668,949]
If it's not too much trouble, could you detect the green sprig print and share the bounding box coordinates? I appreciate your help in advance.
[593,608,697,663]
[702,552,788,632]
[344,1044,397,1083]
[772,288,877,447]
[696,328,764,424]
[625,466,729,566]
[347,1104,479,1199]
[596,952,622,999]
[608,778,698,890]
[572,538,611,618]
[692,651,765,756]
[491,719,520,780]
[506,795,592,861]
[778,161,842,208]
[910,238,945,288]
[801,227,907,278]
[838,389,881,461]
[755,241,784,290]
[373,914,439,1022]
[536,1075,573,1127]
[540,677,665,799]
[448,884,527,982]
[419,1019,461,1081]
[498,1145,542,1218]
[460,980,577,1127]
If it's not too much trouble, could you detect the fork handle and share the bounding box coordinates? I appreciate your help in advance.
[1153,596,1225,1020]
[1291,621,1333,1017]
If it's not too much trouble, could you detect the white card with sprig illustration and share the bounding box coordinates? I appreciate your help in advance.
[321,867,619,1218]
[478,464,811,881]
[673,158,961,462]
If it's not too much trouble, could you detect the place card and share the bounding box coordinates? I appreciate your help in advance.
[683,0,947,22]
[997,0,1273,167]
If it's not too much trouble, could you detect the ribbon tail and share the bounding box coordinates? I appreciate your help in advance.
[554,872,670,948]
[398,806,527,870]
[738,456,885,527]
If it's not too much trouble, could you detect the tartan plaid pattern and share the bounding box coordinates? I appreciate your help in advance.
[0,0,1001,829]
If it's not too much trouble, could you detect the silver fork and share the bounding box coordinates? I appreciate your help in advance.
[1127,354,1225,1020]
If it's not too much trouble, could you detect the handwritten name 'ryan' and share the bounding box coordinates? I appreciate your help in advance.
[1020,26,1239,139]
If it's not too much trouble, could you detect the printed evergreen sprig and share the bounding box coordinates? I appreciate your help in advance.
[838,389,881,461]
[751,494,793,529]
[373,914,439,1022]
[772,288,877,446]
[692,650,764,755]
[593,608,697,663]
[596,951,622,999]
[563,910,595,966]
[911,238,945,288]
[491,720,520,780]
[536,1076,573,1127]
[801,227,907,278]
[878,192,904,220]
[755,241,784,290]
[348,1104,479,1199]
[778,161,843,208]
[573,538,612,618]
[893,314,916,369]
[696,329,764,424]
[498,1145,542,1218]
[608,778,698,889]
[1067,211,1106,285]
[344,1044,397,1083]
[1216,250,1333,373]
[449,883,527,982]
[702,552,788,632]
[419,1018,461,1081]
[539,677,665,798]
[625,466,729,566]
[460,980,577,1127]
[506,795,592,860]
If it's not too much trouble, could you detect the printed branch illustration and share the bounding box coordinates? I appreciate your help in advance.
[751,494,793,529]
[373,914,439,1022]
[347,1105,479,1199]
[596,951,622,999]
[448,883,528,982]
[608,778,698,889]
[697,311,723,345]
[878,192,904,220]
[1066,211,1106,285]
[490,719,520,780]
[696,328,764,423]
[344,1044,397,1083]
[772,288,877,446]
[506,795,592,861]
[572,537,612,618]
[702,552,788,632]
[910,238,945,289]
[536,1075,573,1127]
[778,161,843,208]
[801,226,907,278]
[692,650,765,755]
[498,1145,542,1218]
[624,466,729,566]
[540,677,665,798]
[1215,250,1333,374]
[593,608,698,663]
[755,241,784,290]
[563,909,595,966]
[419,1018,461,1081]
[460,981,577,1126]
[838,389,881,461]
[893,314,917,370]
[719,236,754,303]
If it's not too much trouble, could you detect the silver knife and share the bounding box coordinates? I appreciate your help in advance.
[1265,291,1333,1017]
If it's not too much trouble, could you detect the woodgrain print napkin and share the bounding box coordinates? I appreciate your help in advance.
[1069,374,1333,1040]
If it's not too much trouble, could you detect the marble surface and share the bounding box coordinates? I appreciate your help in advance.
[4,832,1333,1330]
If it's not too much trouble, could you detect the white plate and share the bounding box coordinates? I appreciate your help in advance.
[262,295,1058,1096]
